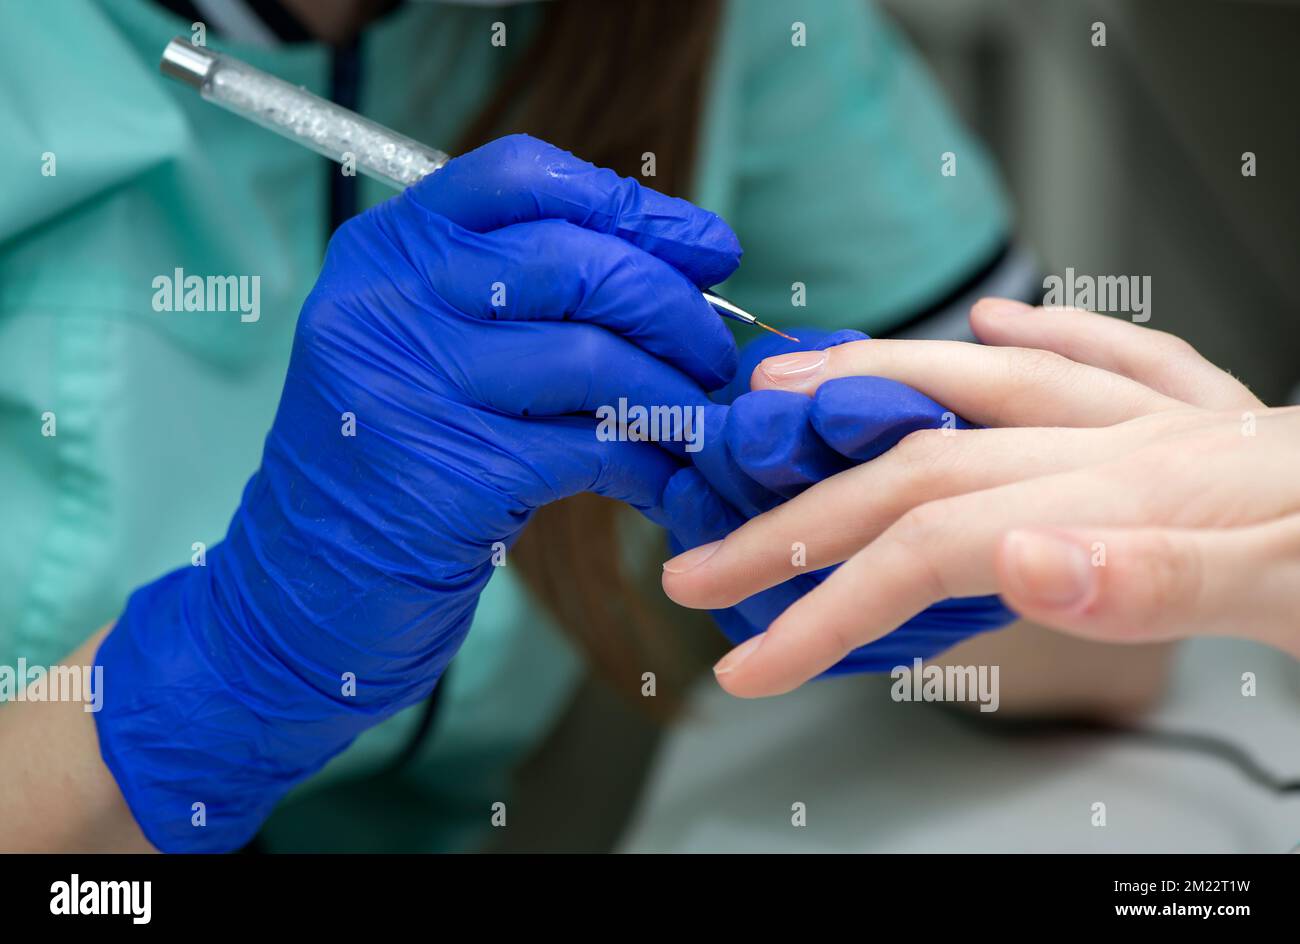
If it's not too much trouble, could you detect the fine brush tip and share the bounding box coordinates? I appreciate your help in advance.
[755,320,800,343]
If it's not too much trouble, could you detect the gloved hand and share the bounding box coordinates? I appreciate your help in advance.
[94,134,741,852]
[664,329,1016,672]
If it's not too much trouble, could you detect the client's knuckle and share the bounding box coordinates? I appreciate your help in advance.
[1146,328,1199,362]
[890,501,952,599]
[892,427,956,484]
[1014,347,1075,389]
[1115,533,1202,633]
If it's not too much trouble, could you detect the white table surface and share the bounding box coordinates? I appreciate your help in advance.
[620,638,1300,853]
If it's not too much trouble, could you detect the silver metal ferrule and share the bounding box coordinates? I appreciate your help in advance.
[160,38,217,90]
[702,291,759,326]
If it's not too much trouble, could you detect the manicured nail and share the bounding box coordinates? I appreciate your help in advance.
[759,350,827,384]
[663,540,722,574]
[1002,530,1097,610]
[714,633,765,676]
[973,297,1033,318]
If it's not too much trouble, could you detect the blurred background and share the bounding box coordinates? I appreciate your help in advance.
[493,0,1300,853]
[886,0,1300,403]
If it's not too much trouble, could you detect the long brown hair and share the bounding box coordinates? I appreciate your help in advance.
[452,0,726,714]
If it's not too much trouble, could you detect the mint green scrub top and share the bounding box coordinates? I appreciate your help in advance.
[0,0,1009,850]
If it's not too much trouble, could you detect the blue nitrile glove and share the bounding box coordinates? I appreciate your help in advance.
[664,329,1015,672]
[94,135,741,852]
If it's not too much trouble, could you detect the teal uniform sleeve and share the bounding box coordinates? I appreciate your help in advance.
[695,0,1012,335]
[0,0,582,853]
[1,0,1013,852]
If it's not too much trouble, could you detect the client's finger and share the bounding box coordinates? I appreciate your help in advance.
[995,518,1300,658]
[969,299,1263,411]
[662,424,1134,611]
[710,466,1155,697]
[751,338,1185,428]
[709,422,1287,696]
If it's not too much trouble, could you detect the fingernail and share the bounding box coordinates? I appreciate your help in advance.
[759,350,827,384]
[714,633,765,676]
[663,540,722,574]
[973,297,1033,318]
[1002,530,1097,610]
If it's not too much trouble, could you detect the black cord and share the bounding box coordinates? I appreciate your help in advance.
[955,714,1300,796]
[884,241,1012,337]
[327,35,362,234]
[381,666,451,776]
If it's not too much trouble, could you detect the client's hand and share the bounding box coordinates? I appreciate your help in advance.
[664,299,1297,697]
[660,328,1015,674]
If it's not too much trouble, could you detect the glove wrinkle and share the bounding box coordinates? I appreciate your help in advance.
[95,135,740,851]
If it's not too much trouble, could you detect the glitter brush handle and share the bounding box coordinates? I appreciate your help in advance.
[161,38,448,187]
[159,38,794,341]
